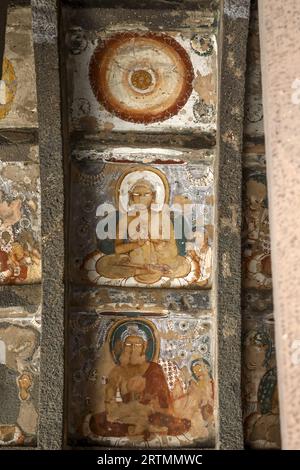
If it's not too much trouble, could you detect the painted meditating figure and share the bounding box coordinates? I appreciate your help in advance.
[88,322,190,439]
[85,166,193,286]
[69,315,215,447]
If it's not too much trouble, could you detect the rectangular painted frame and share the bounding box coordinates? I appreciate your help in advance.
[9,0,250,450]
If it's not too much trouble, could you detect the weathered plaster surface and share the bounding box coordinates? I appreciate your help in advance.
[241,1,280,449]
[70,285,212,314]
[242,316,280,449]
[0,285,41,312]
[0,1,42,450]
[0,160,41,285]
[0,312,40,446]
[0,6,38,129]
[259,0,300,450]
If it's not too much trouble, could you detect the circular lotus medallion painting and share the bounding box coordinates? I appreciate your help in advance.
[89,33,194,124]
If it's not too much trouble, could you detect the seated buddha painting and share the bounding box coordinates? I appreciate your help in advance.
[68,313,215,448]
[70,154,214,288]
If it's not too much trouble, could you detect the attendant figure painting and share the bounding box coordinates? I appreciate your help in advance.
[242,172,272,289]
[0,321,40,446]
[242,326,281,449]
[0,163,41,284]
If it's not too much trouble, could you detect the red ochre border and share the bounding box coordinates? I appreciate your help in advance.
[89,32,195,124]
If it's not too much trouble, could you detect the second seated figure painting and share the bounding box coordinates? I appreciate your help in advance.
[70,150,214,288]
[68,313,215,448]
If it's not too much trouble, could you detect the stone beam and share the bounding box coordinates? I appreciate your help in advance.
[31,0,65,449]
[217,0,250,449]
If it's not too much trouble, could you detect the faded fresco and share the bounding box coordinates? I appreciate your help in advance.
[0,57,17,121]
[70,151,214,288]
[69,284,211,314]
[241,0,280,449]
[242,289,273,317]
[66,12,217,135]
[242,167,271,290]
[68,312,214,448]
[65,4,218,451]
[242,318,280,449]
[0,315,40,446]
[0,162,41,284]
[0,6,38,128]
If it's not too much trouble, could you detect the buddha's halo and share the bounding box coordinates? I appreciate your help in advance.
[117,168,168,212]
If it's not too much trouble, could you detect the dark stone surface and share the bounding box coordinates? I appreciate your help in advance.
[9,1,30,6]
[217,0,250,450]
[0,130,38,148]
[31,0,65,450]
[71,131,216,150]
[63,0,219,10]
[243,0,264,142]
[63,6,217,31]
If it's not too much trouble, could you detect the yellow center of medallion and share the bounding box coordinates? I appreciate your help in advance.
[130,69,153,91]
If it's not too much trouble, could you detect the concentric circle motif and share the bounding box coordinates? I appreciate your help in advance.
[89,33,195,124]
